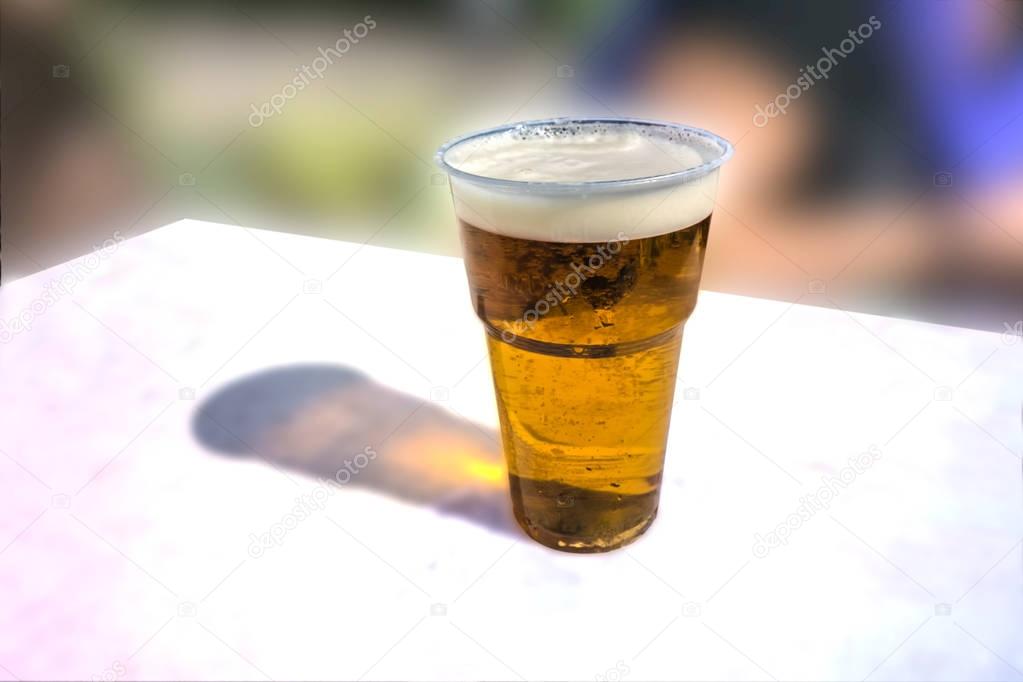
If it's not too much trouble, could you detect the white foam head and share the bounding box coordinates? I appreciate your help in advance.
[438,119,731,243]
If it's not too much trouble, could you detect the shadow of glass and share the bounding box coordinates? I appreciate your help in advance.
[191,364,517,536]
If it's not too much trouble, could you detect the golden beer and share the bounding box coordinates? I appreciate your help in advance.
[437,119,731,551]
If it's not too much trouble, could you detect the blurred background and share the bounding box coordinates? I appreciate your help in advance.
[3,0,1022,332]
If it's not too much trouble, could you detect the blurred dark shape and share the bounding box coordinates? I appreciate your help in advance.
[192,364,517,535]
[888,0,1023,185]
[2,0,142,283]
[586,0,920,195]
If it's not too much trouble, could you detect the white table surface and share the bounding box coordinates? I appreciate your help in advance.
[1,219,1021,681]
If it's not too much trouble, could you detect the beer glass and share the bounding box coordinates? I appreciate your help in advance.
[436,118,732,552]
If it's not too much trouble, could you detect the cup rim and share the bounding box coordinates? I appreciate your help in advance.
[434,117,733,195]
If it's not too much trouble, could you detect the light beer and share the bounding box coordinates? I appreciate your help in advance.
[437,119,731,551]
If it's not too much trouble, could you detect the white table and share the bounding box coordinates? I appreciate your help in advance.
[1,219,1020,681]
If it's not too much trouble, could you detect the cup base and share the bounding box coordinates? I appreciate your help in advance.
[513,507,658,553]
